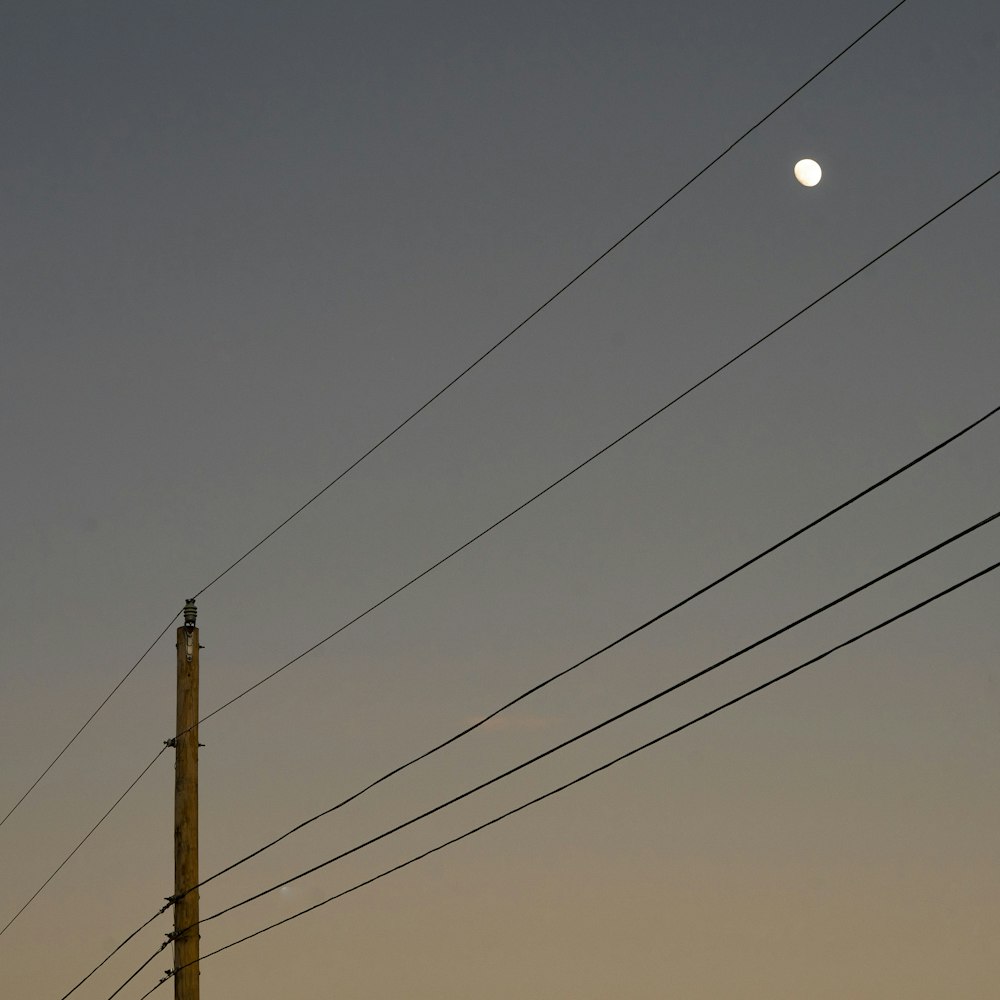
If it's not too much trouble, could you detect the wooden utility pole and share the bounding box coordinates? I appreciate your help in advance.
[173,599,200,1000]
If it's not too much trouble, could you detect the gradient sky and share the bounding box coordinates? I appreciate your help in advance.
[2,2,998,997]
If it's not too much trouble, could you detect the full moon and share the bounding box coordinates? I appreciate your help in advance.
[794,158,822,187]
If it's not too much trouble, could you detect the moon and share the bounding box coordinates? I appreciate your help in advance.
[794,158,822,187]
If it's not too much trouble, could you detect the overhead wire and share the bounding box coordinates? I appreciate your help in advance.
[0,747,168,939]
[0,614,180,833]
[56,903,169,1000]
[177,508,1000,931]
[64,398,1000,999]
[186,164,1000,734]
[131,555,1000,1000]
[14,7,997,997]
[33,158,1000,980]
[0,0,909,834]
[188,0,912,604]
[181,403,1000,896]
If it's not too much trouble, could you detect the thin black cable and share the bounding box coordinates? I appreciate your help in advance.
[0,747,168,939]
[182,508,1000,933]
[57,907,170,1000]
[187,164,1000,735]
[183,402,1000,898]
[70,153,1000,984]
[190,0,910,603]
[2,0,911,840]
[0,613,180,832]
[143,558,1000,999]
[106,942,171,1000]
[81,400,999,988]
[68,124,1000,1000]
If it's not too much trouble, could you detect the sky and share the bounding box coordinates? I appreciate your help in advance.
[1,1,998,997]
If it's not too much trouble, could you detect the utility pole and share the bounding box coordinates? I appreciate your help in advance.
[173,598,200,1000]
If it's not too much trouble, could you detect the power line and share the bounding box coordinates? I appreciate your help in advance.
[33,151,1000,972]
[0,615,179,833]
[104,940,169,1000]
[136,556,1000,1000]
[178,509,1000,931]
[0,747,168,939]
[56,908,168,1000]
[188,0,912,604]
[68,401,999,999]
[1,0,909,834]
[182,404,1000,895]
[187,165,1000,735]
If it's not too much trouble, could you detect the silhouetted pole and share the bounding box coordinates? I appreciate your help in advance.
[173,599,200,1000]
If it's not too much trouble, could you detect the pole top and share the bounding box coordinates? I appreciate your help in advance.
[183,598,197,630]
